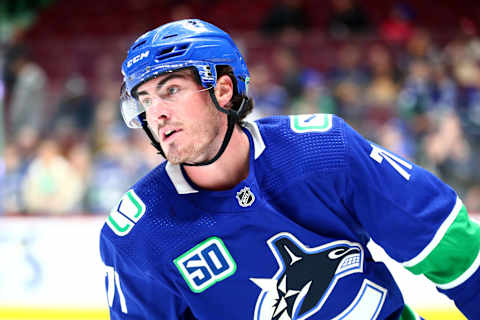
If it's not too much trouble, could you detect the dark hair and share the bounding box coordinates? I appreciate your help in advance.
[216,65,254,121]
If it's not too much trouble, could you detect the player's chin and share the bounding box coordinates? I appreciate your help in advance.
[165,144,208,165]
[165,150,193,165]
[165,153,183,165]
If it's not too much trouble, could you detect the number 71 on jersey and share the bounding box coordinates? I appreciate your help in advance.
[369,144,413,181]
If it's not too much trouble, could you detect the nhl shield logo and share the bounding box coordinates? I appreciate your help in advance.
[236,186,255,207]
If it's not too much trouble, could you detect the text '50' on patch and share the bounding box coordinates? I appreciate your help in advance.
[174,237,237,293]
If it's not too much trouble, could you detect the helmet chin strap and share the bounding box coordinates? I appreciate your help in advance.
[141,88,248,167]
[183,88,246,166]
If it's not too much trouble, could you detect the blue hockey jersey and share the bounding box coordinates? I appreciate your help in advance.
[100,114,480,320]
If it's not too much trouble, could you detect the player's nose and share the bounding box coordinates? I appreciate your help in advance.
[145,100,171,125]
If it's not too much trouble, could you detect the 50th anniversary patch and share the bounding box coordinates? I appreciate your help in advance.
[174,237,237,293]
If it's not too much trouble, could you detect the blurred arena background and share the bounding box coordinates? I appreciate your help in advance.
[1,0,479,319]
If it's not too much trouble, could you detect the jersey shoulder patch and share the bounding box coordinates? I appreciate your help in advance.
[106,189,146,236]
[289,113,333,133]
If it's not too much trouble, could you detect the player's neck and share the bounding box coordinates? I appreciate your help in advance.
[183,125,250,191]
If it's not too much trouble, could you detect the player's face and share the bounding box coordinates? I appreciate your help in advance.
[137,70,226,164]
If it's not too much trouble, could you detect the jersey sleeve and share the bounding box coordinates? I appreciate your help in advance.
[100,228,197,320]
[341,119,480,319]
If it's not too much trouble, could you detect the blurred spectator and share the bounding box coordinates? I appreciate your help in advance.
[0,144,27,214]
[0,49,5,153]
[375,119,414,160]
[261,0,309,36]
[444,36,472,68]
[90,79,126,153]
[327,43,370,131]
[453,59,480,140]
[249,63,289,117]
[397,59,433,138]
[334,80,366,132]
[15,126,40,166]
[128,129,160,170]
[290,71,336,115]
[365,74,398,128]
[22,139,85,215]
[67,141,93,212]
[271,46,307,101]
[406,29,435,59]
[85,130,153,214]
[367,44,399,81]
[465,185,480,213]
[365,44,401,131]
[397,59,457,124]
[444,17,480,66]
[52,73,95,140]
[327,0,372,38]
[1,0,479,215]
[4,44,48,141]
[429,62,457,111]
[422,112,474,193]
[379,2,415,46]
[327,43,369,88]
[398,29,439,72]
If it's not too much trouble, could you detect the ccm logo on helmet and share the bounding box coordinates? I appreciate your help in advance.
[127,50,150,68]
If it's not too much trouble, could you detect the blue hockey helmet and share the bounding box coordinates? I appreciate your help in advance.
[121,19,250,128]
[120,19,251,166]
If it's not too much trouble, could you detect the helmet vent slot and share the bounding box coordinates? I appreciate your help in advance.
[162,34,178,39]
[131,40,147,50]
[160,47,174,55]
[156,45,188,60]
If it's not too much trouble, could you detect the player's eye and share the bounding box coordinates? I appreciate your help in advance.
[159,85,181,100]
[166,85,180,96]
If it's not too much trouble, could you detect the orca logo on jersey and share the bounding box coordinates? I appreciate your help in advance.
[251,233,367,320]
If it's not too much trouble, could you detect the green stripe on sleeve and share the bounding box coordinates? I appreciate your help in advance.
[398,304,420,320]
[405,204,480,287]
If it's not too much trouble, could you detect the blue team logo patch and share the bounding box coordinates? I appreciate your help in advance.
[251,233,386,320]
[290,114,333,133]
[174,237,237,293]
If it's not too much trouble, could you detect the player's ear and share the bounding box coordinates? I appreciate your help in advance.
[214,75,234,109]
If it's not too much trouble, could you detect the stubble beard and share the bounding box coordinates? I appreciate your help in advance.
[165,118,224,165]
[163,99,226,165]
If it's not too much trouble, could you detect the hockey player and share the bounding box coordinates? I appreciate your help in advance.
[100,19,480,319]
